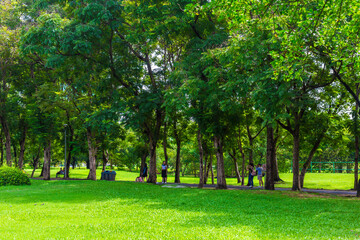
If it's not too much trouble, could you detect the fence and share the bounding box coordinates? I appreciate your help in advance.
[290,162,359,173]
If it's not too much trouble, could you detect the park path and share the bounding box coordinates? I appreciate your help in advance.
[161,182,357,196]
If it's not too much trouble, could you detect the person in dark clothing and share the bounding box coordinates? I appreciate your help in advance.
[141,163,148,182]
[247,163,255,188]
[161,161,167,183]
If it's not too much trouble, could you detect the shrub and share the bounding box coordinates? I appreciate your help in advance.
[0,166,31,186]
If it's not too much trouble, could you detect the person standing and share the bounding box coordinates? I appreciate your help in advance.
[256,163,264,187]
[141,163,148,182]
[247,163,255,188]
[161,161,167,183]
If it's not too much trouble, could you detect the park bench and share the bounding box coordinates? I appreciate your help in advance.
[56,172,65,178]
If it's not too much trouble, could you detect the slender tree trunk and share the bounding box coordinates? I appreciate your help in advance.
[229,149,241,183]
[146,110,162,184]
[214,136,227,189]
[147,138,157,183]
[65,125,74,178]
[43,141,51,180]
[210,153,215,185]
[86,128,97,180]
[197,130,204,188]
[292,123,301,191]
[174,121,181,183]
[163,121,169,165]
[0,116,11,166]
[140,148,148,176]
[102,150,108,171]
[13,143,18,167]
[237,129,246,186]
[355,84,359,190]
[265,125,275,190]
[31,149,40,178]
[300,134,324,188]
[203,151,208,184]
[18,125,27,169]
[0,131,3,166]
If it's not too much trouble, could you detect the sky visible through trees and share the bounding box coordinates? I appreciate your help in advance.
[0,0,359,196]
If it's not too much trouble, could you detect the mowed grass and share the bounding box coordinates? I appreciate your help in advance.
[0,180,359,240]
[26,168,357,190]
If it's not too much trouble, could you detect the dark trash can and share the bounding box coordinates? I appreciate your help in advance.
[109,171,116,181]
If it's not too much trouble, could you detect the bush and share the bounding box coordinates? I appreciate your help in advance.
[0,166,31,186]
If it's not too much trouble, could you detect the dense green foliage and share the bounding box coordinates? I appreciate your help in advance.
[0,167,31,186]
[0,0,359,192]
[0,180,359,239]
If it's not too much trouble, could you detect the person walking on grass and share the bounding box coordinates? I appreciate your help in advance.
[247,163,255,188]
[161,161,167,183]
[256,163,264,187]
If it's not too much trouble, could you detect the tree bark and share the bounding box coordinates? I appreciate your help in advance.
[265,125,275,190]
[163,121,169,165]
[0,130,3,166]
[300,134,325,188]
[0,116,12,166]
[18,125,27,169]
[174,121,181,183]
[247,125,254,165]
[197,130,204,188]
[237,130,246,186]
[292,121,301,191]
[146,110,162,184]
[102,150,108,171]
[229,149,241,183]
[210,153,215,185]
[147,138,157,183]
[31,149,40,178]
[43,141,51,180]
[87,128,97,180]
[354,83,359,190]
[214,136,227,189]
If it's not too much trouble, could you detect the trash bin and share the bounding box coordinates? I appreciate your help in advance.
[110,171,116,181]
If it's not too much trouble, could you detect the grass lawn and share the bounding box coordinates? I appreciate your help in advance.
[25,168,357,190]
[0,180,359,239]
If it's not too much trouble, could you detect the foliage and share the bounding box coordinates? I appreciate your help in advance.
[0,166,31,186]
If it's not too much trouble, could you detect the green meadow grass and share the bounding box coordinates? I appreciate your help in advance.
[25,168,357,190]
[0,180,359,239]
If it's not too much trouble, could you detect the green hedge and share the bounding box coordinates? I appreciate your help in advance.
[0,167,31,186]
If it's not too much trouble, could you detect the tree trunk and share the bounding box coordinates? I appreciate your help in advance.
[265,125,275,190]
[300,134,324,188]
[13,144,17,167]
[197,130,204,188]
[18,125,27,169]
[237,131,246,186]
[140,148,148,176]
[102,150,108,171]
[43,141,51,180]
[210,153,215,185]
[292,123,301,191]
[31,149,40,178]
[229,149,241,183]
[0,116,11,166]
[86,128,97,180]
[355,83,359,190]
[203,151,208,184]
[146,110,162,184]
[174,121,181,183]
[163,121,169,165]
[147,138,157,183]
[65,125,74,178]
[0,131,3,166]
[214,136,227,189]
